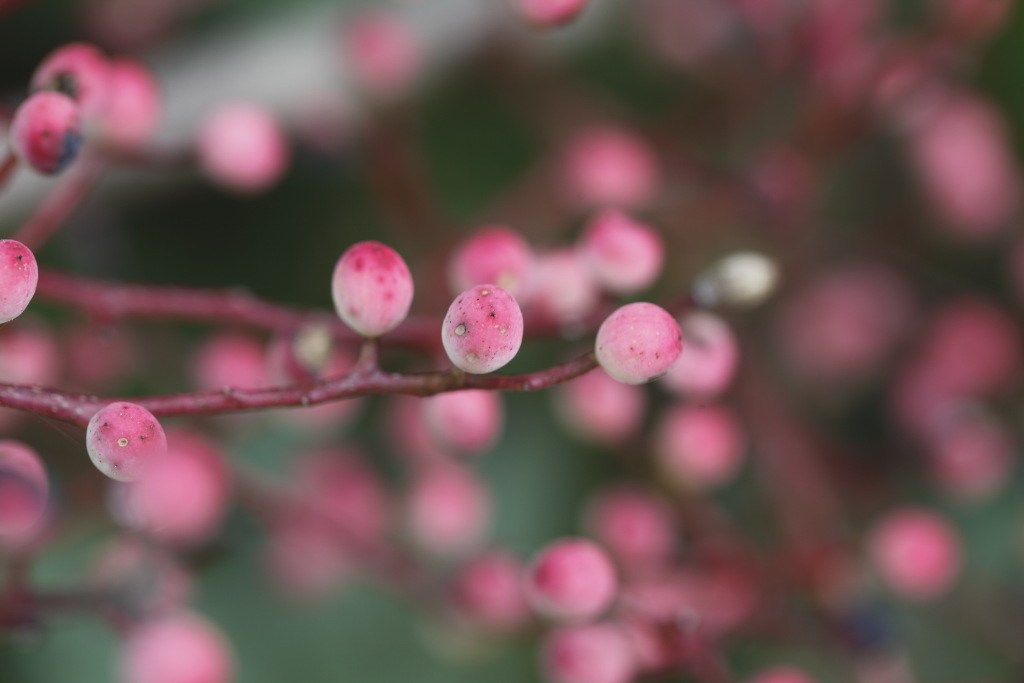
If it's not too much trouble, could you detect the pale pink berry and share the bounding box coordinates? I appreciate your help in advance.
[748,666,817,683]
[265,513,352,599]
[868,508,962,600]
[10,92,82,175]
[192,332,269,391]
[0,240,39,323]
[0,441,49,538]
[423,390,504,455]
[30,42,111,118]
[65,324,139,391]
[530,249,601,326]
[407,464,491,556]
[86,402,167,482]
[595,303,682,385]
[442,284,524,374]
[453,550,531,631]
[197,103,289,193]
[661,312,738,398]
[294,448,392,547]
[332,241,414,338]
[585,487,675,571]
[525,538,618,621]
[342,11,420,98]
[556,369,647,445]
[655,403,745,490]
[124,430,229,546]
[925,411,1012,502]
[638,0,736,70]
[515,0,590,28]
[120,612,234,683]
[561,125,658,209]
[908,93,1020,240]
[101,58,161,149]
[580,210,664,294]
[448,225,536,301]
[542,623,635,683]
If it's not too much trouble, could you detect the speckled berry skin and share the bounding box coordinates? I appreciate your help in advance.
[0,240,39,324]
[331,241,414,337]
[442,284,524,374]
[10,92,83,175]
[30,42,111,118]
[595,303,683,384]
[86,402,167,482]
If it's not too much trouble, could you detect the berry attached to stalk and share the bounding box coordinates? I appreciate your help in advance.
[331,241,414,338]
[10,92,83,175]
[442,284,524,374]
[0,240,39,323]
[595,303,682,384]
[86,402,167,481]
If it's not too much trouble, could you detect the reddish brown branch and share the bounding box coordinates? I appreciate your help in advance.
[14,158,104,250]
[0,353,599,427]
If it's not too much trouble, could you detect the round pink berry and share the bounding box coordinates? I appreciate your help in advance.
[0,240,39,324]
[448,225,536,301]
[868,508,962,601]
[101,58,161,149]
[585,486,675,570]
[0,440,49,539]
[442,284,524,374]
[525,538,618,621]
[423,389,504,455]
[197,102,290,193]
[555,369,647,445]
[516,0,590,28]
[542,623,635,683]
[192,332,269,391]
[561,125,659,209]
[86,402,167,482]
[407,464,491,557]
[531,248,601,325]
[341,11,421,98]
[30,42,111,118]
[332,241,415,337]
[594,303,683,385]
[580,210,664,294]
[655,403,746,491]
[10,91,83,175]
[453,549,531,631]
[120,612,234,683]
[661,312,738,397]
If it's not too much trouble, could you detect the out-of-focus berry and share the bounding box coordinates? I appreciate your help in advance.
[197,102,289,193]
[10,92,82,175]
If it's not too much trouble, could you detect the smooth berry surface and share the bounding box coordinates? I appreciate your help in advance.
[0,240,39,324]
[442,284,524,374]
[448,225,536,300]
[524,538,618,621]
[580,210,664,294]
[0,440,49,538]
[10,91,82,175]
[120,612,235,683]
[197,102,289,193]
[594,303,682,384]
[86,402,167,482]
[331,241,414,338]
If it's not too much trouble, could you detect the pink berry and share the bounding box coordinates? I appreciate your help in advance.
[341,11,421,98]
[655,403,746,491]
[124,430,229,546]
[584,486,675,570]
[555,369,647,445]
[423,390,504,455]
[524,538,618,621]
[407,464,491,556]
[65,324,139,391]
[748,666,817,683]
[192,332,269,391]
[515,0,590,27]
[331,241,414,337]
[265,512,352,599]
[868,508,962,600]
[86,402,167,482]
[580,210,664,294]
[120,612,234,683]
[925,412,1012,502]
[10,91,82,175]
[594,303,683,385]
[30,42,111,118]
[542,623,635,683]
[101,58,161,149]
[442,284,524,374]
[197,102,289,193]
[0,441,49,539]
[453,549,531,631]
[530,248,601,326]
[91,538,192,615]
[448,225,536,301]
[561,125,658,209]
[0,240,39,323]
[661,312,738,398]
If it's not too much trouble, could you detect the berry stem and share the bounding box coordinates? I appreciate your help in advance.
[0,352,599,426]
